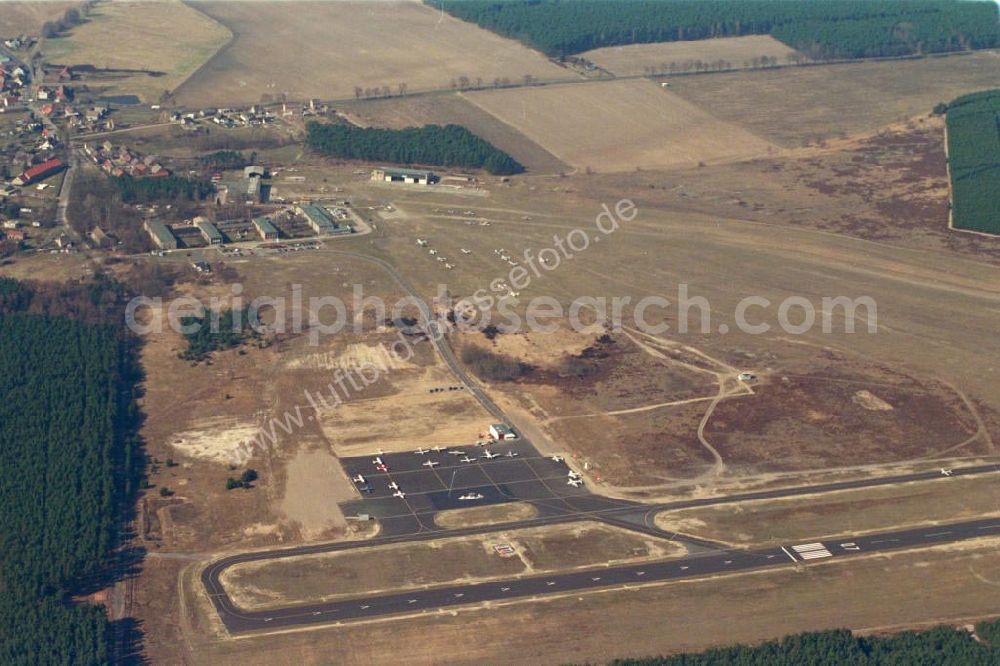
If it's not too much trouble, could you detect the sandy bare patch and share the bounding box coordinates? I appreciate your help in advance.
[465,79,777,172]
[280,448,348,539]
[285,342,414,372]
[853,390,894,412]
[168,417,260,465]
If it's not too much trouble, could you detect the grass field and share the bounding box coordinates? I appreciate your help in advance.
[42,0,230,103]
[583,35,801,76]
[175,1,569,107]
[0,1,76,35]
[340,94,570,174]
[669,52,1000,146]
[656,474,1000,546]
[465,79,777,172]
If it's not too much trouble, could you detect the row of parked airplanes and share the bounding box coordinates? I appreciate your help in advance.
[351,450,585,499]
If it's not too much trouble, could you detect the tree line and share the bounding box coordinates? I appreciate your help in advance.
[111,174,215,204]
[944,89,1000,235]
[608,624,1000,664]
[0,276,144,664]
[305,122,525,175]
[41,1,97,39]
[433,0,1000,60]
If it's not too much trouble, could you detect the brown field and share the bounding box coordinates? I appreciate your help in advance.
[0,1,76,34]
[42,0,231,103]
[175,1,569,107]
[669,51,1000,146]
[217,521,681,610]
[464,79,777,172]
[656,473,1000,546]
[583,35,801,76]
[434,501,538,529]
[339,94,571,174]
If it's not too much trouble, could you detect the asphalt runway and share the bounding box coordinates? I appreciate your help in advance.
[209,516,1000,633]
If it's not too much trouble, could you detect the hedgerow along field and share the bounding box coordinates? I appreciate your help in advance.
[434,0,1000,60]
[945,89,1000,234]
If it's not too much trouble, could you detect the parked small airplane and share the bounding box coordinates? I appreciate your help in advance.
[505,451,519,458]
[423,460,440,468]
[551,455,564,463]
[393,490,406,499]
[567,478,583,488]
[567,470,581,479]
[460,456,477,463]
[941,468,954,476]
[376,464,388,472]
[372,456,383,465]
[431,446,445,452]
[352,474,366,484]
[388,482,400,491]
[414,447,429,455]
[448,450,466,456]
[459,493,484,501]
[481,450,500,460]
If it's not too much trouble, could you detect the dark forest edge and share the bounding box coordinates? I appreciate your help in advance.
[943,88,1000,235]
[0,276,145,665]
[305,122,526,175]
[429,0,1000,60]
[606,623,1000,665]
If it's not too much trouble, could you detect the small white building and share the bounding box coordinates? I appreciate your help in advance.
[489,424,517,441]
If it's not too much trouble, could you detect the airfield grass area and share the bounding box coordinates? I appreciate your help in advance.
[465,79,776,172]
[656,474,1000,546]
[583,35,801,76]
[218,522,683,611]
[0,1,76,34]
[668,52,1000,146]
[945,89,1000,235]
[176,0,568,107]
[176,537,1000,665]
[42,0,231,103]
[434,502,539,529]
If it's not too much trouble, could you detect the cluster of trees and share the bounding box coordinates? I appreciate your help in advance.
[226,469,259,490]
[616,624,1000,664]
[70,170,150,253]
[435,0,1000,60]
[461,344,533,381]
[198,150,256,171]
[179,308,251,361]
[111,174,214,204]
[0,279,143,664]
[305,122,525,175]
[944,89,1000,235]
[41,0,96,39]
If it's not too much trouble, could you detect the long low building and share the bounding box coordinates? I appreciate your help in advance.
[371,167,434,185]
[252,215,279,240]
[195,218,223,245]
[144,219,177,250]
[296,204,351,236]
[13,158,65,186]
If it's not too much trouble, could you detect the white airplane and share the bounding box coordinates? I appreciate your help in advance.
[461,248,472,254]
[416,239,428,247]
[388,482,400,491]
[941,468,954,476]
[393,490,406,499]
[431,446,445,452]
[505,451,519,458]
[481,450,500,460]
[567,470,581,480]
[372,456,383,466]
[448,449,466,456]
[567,478,583,488]
[429,248,438,255]
[459,493,484,501]
[414,447,429,455]
[423,460,440,468]
[460,456,477,464]
[551,455,564,463]
[352,474,366,484]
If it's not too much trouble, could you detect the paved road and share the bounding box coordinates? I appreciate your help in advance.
[209,516,1000,633]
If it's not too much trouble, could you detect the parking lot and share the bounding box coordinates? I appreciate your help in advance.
[338,438,623,535]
